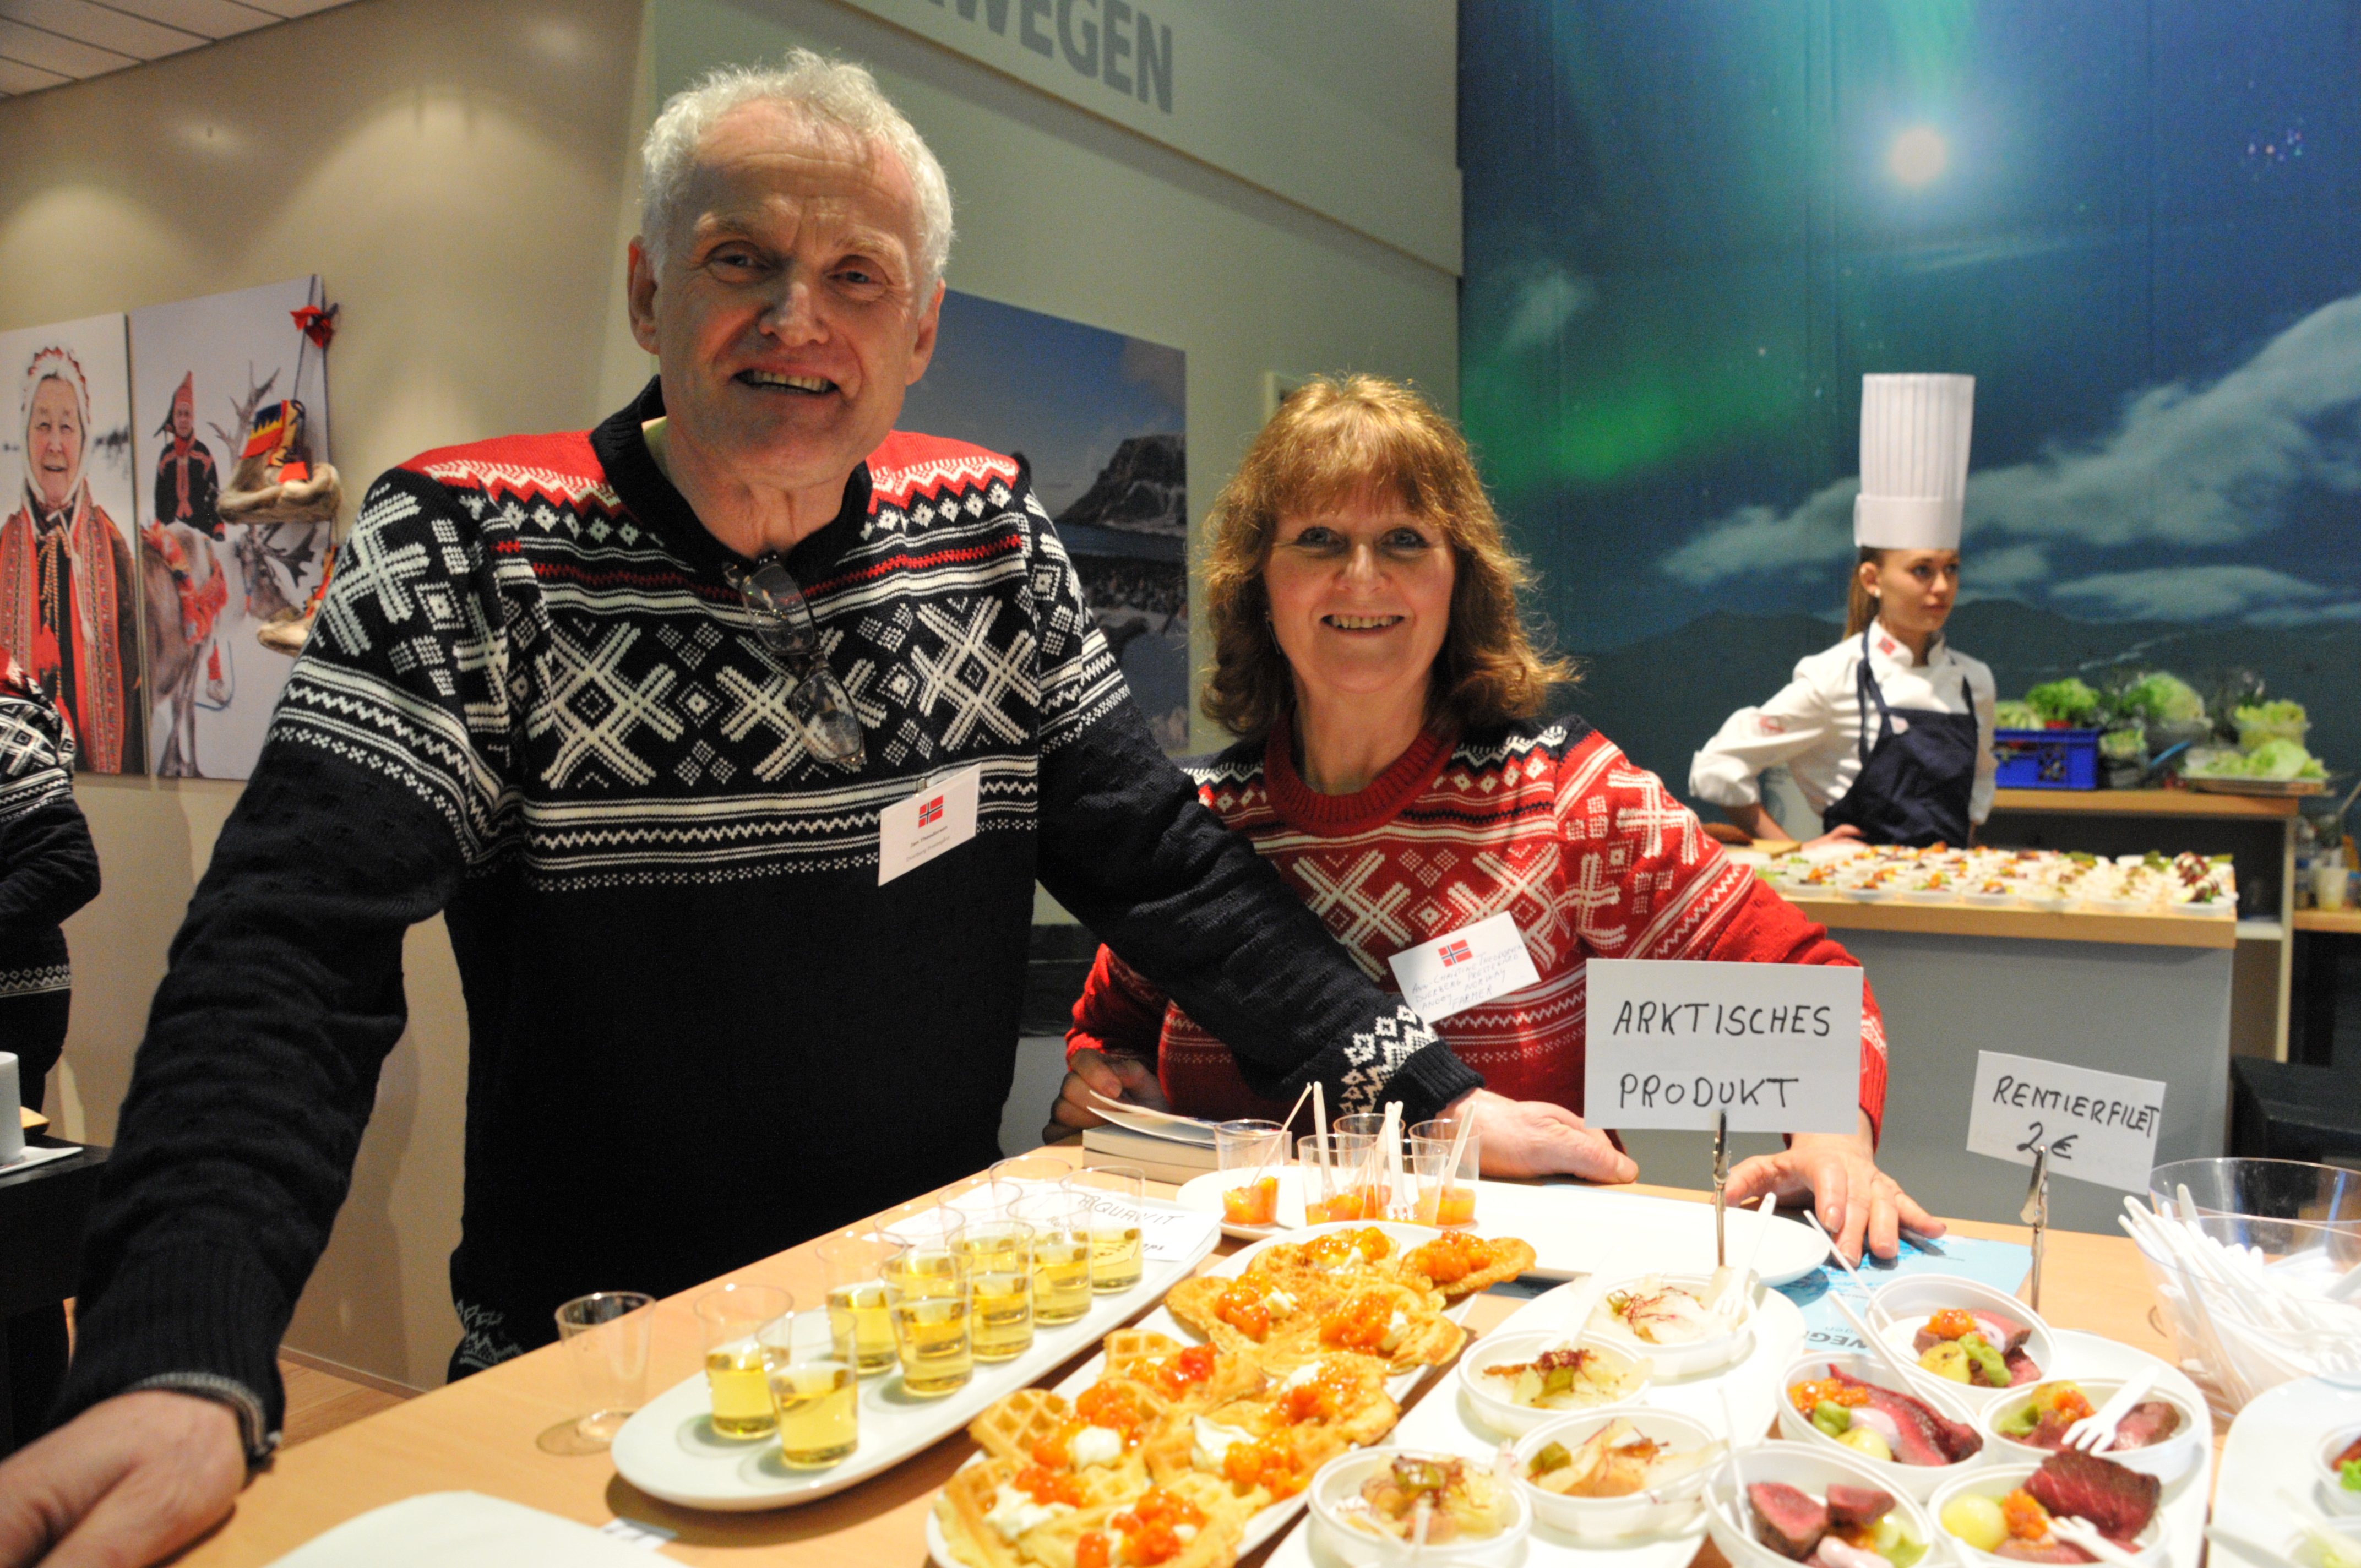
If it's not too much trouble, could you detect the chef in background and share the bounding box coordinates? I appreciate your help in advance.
[1691,374,1996,848]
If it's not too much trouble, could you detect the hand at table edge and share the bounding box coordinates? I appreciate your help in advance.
[1726,1112,1945,1266]
[0,1390,245,1568]
[1045,1048,1169,1144]
[1455,1089,1639,1184]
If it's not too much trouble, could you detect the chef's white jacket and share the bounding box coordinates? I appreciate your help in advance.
[1689,627,1999,828]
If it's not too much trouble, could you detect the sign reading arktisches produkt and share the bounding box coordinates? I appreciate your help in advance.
[1582,958,1864,1135]
[1965,1050,2166,1195]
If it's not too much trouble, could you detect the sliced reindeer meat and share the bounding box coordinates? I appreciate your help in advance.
[1971,1310,2031,1353]
[2026,1448,2161,1541]
[2004,1347,2043,1386]
[1830,1367,1983,1465]
[2107,1399,2183,1451]
[1822,1482,1897,1527]
[1994,1540,2095,1565]
[1748,1482,1829,1561]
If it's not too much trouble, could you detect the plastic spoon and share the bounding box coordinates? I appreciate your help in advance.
[1822,1283,1924,1396]
[1805,1208,1891,1329]
[2062,1366,2158,1453]
[1712,1193,1775,1317]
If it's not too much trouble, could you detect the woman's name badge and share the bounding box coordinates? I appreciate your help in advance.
[1386,912,1540,1023]
[878,762,983,885]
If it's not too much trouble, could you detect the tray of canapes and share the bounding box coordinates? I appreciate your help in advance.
[609,1196,1221,1511]
[1169,1172,1831,1286]
[927,1223,1534,1568]
[1767,846,2238,917]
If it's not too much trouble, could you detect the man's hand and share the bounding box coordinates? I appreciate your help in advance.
[1803,823,1865,850]
[1726,1114,1944,1266]
[0,1391,246,1568]
[1045,1047,1169,1142]
[1460,1090,1638,1183]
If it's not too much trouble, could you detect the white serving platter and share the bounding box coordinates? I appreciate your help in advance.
[611,1197,1220,1512]
[2210,1373,2361,1568]
[924,1221,1479,1568]
[1170,1172,1829,1287]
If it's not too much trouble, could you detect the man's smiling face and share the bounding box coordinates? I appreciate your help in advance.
[629,101,942,516]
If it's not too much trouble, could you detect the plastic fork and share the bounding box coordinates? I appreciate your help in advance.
[2047,1515,2144,1566]
[2061,1366,2158,1453]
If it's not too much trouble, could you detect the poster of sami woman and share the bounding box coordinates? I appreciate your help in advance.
[0,314,143,774]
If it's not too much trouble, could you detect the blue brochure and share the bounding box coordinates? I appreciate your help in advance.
[1775,1231,2033,1357]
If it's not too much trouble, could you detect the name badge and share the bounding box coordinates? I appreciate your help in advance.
[1386,912,1541,1023]
[1966,1050,2166,1195]
[878,763,983,885]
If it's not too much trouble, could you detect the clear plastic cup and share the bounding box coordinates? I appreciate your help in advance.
[1299,1132,1383,1223]
[1068,1164,1146,1293]
[694,1282,792,1438]
[1410,1115,1480,1227]
[1010,1188,1095,1325]
[816,1230,900,1376]
[759,1309,857,1468]
[1215,1119,1290,1227]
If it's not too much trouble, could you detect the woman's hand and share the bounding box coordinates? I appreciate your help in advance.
[1045,1047,1169,1142]
[1724,1113,1943,1266]
[1459,1090,1638,1183]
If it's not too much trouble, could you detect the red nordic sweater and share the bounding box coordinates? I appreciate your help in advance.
[1069,715,1891,1137]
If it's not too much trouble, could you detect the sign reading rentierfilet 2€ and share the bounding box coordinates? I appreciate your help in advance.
[1582,959,1864,1135]
[1966,1051,2166,1195]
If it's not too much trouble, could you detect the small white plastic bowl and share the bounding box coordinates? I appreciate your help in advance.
[1981,1378,2204,1485]
[1701,1440,1934,1568]
[1456,1329,1654,1438]
[2320,1422,2361,1517]
[1584,1271,1755,1379]
[1869,1273,2058,1411]
[1775,1352,1985,1502]
[1928,1460,2167,1567]
[1510,1406,1719,1538]
[1308,1447,1533,1568]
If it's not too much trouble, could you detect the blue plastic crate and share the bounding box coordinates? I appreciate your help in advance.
[1993,727,2101,790]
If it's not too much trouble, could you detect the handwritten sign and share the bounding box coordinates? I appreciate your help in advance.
[1582,959,1863,1134]
[1966,1051,2166,1195]
[1387,912,1541,1023]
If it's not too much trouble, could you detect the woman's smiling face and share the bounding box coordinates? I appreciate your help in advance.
[1261,488,1456,712]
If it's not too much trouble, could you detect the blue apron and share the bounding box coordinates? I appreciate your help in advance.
[1819,626,1978,848]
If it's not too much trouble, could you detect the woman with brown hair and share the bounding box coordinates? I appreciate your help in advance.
[1051,374,1938,1262]
[1691,375,1995,848]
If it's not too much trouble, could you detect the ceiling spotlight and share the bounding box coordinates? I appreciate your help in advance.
[1887,126,1949,187]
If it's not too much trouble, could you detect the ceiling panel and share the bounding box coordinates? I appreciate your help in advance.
[99,0,277,38]
[0,14,137,76]
[2,0,206,58]
[0,51,68,90]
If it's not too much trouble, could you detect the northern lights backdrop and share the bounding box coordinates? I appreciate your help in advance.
[1460,1,2361,814]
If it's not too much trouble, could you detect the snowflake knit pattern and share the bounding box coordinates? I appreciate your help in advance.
[1073,715,1891,1131]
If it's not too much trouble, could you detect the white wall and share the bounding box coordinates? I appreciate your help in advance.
[1,0,1457,1389]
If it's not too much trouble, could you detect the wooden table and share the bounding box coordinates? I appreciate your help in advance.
[171,1155,2189,1567]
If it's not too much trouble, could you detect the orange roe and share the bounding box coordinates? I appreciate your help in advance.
[1015,1464,1087,1507]
[1787,1378,1872,1415]
[1925,1308,1979,1342]
[1215,1282,1272,1340]
[1111,1488,1206,1565]
[1222,1176,1279,1227]
[1222,1430,1301,1496]
[1319,1291,1395,1350]
[2000,1489,2053,1540]
[1075,1381,1144,1434]
[1152,1344,1217,1398]
[1075,1533,1111,1568]
[1281,1362,1362,1423]
[1305,1228,1392,1269]
[1032,1417,1082,1469]
[1405,1231,1487,1287]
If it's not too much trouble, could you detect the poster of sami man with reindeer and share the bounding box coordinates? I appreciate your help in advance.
[127,276,339,779]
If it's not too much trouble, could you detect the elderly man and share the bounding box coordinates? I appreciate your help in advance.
[0,52,1496,1566]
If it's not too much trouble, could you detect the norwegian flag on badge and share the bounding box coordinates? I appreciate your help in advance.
[1439,938,1473,967]
[918,794,945,827]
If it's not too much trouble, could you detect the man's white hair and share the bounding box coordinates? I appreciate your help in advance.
[639,49,955,288]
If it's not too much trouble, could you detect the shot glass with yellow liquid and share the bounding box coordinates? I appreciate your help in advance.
[1215,1119,1290,1228]
[1298,1133,1382,1223]
[758,1309,857,1469]
[1408,1115,1479,1228]
[693,1282,792,1439]
[879,1210,973,1397]
[1009,1188,1094,1325]
[1068,1164,1146,1294]
[959,1217,1036,1362]
[816,1231,900,1377]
